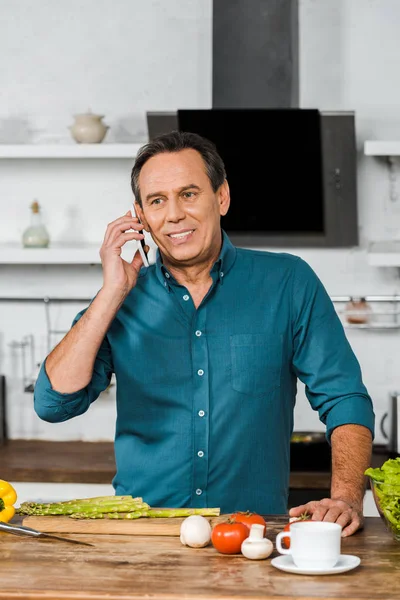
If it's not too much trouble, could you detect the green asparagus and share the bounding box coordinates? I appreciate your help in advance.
[146,508,220,518]
[16,495,149,516]
[70,507,221,520]
[16,495,221,520]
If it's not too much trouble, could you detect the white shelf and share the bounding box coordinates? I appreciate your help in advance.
[367,241,400,266]
[0,240,148,265]
[364,141,400,156]
[0,243,102,264]
[0,143,144,159]
[345,322,400,330]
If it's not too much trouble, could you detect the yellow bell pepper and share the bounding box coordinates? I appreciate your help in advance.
[0,480,17,522]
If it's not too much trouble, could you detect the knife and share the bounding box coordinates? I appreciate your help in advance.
[0,521,94,546]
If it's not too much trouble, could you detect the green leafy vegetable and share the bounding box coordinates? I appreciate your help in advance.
[365,458,400,540]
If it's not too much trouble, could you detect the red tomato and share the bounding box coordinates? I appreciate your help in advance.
[230,511,267,533]
[282,513,311,548]
[211,521,249,554]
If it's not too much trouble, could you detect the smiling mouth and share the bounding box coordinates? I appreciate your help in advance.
[168,230,194,240]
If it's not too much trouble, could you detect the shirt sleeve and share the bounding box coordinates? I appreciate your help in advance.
[290,257,375,442]
[33,307,114,423]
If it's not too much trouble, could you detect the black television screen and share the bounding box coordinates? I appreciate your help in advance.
[178,108,324,235]
[175,108,359,248]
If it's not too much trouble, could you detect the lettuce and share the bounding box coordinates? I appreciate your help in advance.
[365,458,400,540]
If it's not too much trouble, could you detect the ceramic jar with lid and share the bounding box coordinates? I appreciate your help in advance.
[69,111,109,143]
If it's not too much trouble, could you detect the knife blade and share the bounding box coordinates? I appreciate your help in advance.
[0,521,94,546]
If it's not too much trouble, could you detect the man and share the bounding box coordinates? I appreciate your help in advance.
[34,131,374,537]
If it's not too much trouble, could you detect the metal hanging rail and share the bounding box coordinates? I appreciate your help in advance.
[0,296,92,302]
[330,295,400,303]
[0,295,400,303]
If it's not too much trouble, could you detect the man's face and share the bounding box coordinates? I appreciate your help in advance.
[135,149,230,267]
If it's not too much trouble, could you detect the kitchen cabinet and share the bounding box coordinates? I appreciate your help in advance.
[0,516,397,599]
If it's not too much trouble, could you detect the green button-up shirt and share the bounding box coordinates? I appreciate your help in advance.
[34,232,375,514]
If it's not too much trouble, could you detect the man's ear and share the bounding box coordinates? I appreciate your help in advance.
[134,202,149,231]
[218,180,231,217]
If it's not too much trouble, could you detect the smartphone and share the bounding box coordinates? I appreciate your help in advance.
[131,205,149,267]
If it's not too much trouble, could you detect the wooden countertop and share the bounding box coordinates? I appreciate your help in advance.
[1,440,390,490]
[0,516,398,600]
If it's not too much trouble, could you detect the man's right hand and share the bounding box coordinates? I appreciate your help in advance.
[99,212,149,296]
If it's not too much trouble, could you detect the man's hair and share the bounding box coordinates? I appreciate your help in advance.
[131,130,227,207]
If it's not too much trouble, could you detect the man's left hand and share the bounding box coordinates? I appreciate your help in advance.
[289,498,364,537]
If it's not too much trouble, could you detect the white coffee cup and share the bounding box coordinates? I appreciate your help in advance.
[275,521,342,569]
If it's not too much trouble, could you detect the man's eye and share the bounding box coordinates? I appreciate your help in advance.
[183,191,195,198]
[151,198,162,205]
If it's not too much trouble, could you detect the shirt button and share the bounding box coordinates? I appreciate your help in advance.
[198,410,205,417]
[220,271,224,278]
[183,294,190,301]
[197,450,204,458]
[195,489,202,496]
[197,369,204,376]
[165,272,170,278]
[195,330,202,337]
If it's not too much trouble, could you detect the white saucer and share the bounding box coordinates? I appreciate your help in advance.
[270,554,361,575]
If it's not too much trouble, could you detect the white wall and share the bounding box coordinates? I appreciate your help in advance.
[0,0,399,444]
[295,0,400,437]
[0,0,212,441]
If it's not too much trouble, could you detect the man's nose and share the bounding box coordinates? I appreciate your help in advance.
[166,198,185,221]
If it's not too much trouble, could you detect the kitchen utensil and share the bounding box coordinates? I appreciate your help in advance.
[275,521,342,570]
[69,111,109,143]
[22,514,229,536]
[270,554,361,575]
[0,521,94,546]
[343,297,372,324]
[380,392,400,455]
[22,200,50,248]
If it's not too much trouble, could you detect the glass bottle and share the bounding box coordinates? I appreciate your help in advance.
[344,296,372,324]
[22,200,50,248]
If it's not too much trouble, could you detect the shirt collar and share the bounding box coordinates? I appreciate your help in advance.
[210,230,236,285]
[155,229,237,291]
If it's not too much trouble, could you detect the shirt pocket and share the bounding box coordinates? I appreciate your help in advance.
[230,333,282,398]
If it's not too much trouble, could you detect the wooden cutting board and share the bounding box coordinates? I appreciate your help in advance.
[22,513,230,536]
